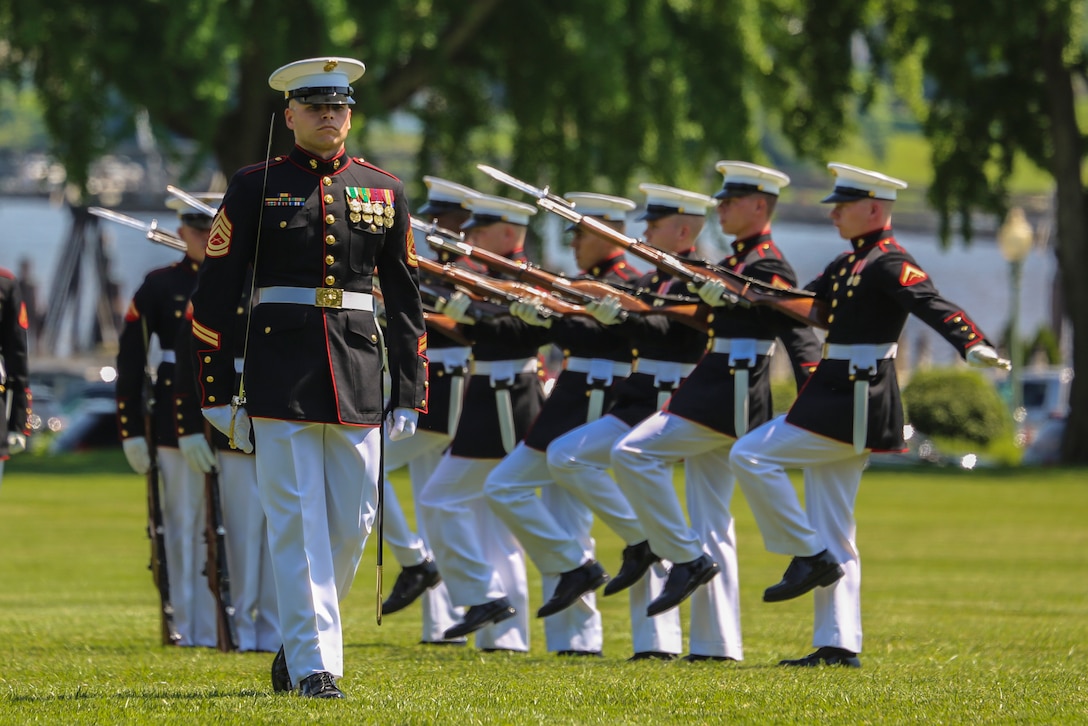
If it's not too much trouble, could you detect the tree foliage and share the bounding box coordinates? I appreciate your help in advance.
[2,0,1086,462]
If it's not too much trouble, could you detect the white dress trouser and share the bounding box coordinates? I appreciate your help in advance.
[381,429,464,641]
[485,443,603,653]
[730,416,866,653]
[612,412,742,660]
[547,416,682,656]
[217,450,279,652]
[158,447,217,648]
[252,419,380,681]
[419,453,530,651]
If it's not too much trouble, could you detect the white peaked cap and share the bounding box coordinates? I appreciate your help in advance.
[713,161,791,198]
[268,57,366,105]
[418,177,481,215]
[822,162,908,203]
[636,183,716,221]
[563,192,637,221]
[462,193,539,229]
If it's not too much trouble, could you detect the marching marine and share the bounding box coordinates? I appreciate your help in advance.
[189,57,427,697]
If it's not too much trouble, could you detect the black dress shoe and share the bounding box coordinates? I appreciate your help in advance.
[682,653,737,662]
[271,645,292,693]
[763,550,843,603]
[646,554,720,616]
[628,651,678,661]
[779,646,861,668]
[298,671,345,698]
[442,597,516,639]
[537,560,609,617]
[557,650,603,657]
[381,559,442,615]
[604,541,661,596]
[480,648,524,653]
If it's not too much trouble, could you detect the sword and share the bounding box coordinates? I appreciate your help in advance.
[166,185,220,217]
[87,207,187,253]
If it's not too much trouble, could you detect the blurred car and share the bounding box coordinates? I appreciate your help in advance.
[48,396,119,453]
[1015,367,1072,448]
[1021,415,1067,465]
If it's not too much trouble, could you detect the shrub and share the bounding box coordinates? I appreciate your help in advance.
[902,367,1012,445]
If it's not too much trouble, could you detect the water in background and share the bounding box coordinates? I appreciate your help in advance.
[0,194,1060,368]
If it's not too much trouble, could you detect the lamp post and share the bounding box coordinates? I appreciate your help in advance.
[997,207,1033,420]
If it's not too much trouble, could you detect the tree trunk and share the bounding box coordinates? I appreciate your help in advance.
[1039,27,1088,463]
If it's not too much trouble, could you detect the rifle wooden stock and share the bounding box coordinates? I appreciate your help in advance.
[203,422,239,652]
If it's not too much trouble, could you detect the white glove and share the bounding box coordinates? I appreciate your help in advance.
[436,291,475,324]
[696,279,738,308]
[202,405,254,454]
[966,345,1012,370]
[585,295,624,326]
[386,407,419,441]
[178,433,217,474]
[509,298,552,327]
[6,432,27,455]
[122,436,151,474]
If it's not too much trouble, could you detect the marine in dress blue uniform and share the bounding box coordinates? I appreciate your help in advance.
[418,194,547,649]
[0,266,31,488]
[545,183,714,660]
[174,243,281,654]
[483,193,640,657]
[188,57,428,698]
[379,176,481,644]
[116,197,218,648]
[611,162,822,662]
[729,163,1010,668]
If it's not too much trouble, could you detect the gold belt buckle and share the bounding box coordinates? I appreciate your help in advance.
[315,288,344,308]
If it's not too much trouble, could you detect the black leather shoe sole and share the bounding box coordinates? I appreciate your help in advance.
[382,560,442,615]
[682,653,737,662]
[628,651,678,661]
[604,542,660,597]
[442,598,516,640]
[271,646,292,693]
[646,555,721,617]
[537,561,609,618]
[779,647,861,668]
[763,552,844,602]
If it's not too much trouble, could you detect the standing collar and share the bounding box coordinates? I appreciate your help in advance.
[289,145,353,176]
[851,227,895,251]
[731,231,772,255]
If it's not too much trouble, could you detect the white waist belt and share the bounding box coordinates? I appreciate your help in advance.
[257,286,374,311]
[471,357,538,382]
[824,342,899,376]
[632,358,696,386]
[710,338,776,365]
[159,350,176,364]
[428,346,472,371]
[564,357,632,386]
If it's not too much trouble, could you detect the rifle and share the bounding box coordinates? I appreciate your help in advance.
[412,218,709,332]
[141,321,180,646]
[87,207,188,253]
[417,257,587,320]
[203,421,240,652]
[476,164,829,329]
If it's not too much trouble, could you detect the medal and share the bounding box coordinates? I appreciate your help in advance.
[350,212,362,223]
[363,202,373,214]
[384,205,395,219]
[363,213,374,224]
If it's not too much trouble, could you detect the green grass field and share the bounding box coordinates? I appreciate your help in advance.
[1,451,1085,724]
